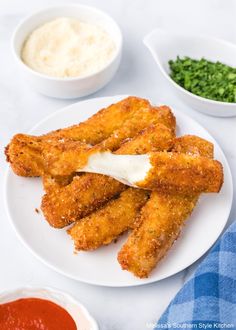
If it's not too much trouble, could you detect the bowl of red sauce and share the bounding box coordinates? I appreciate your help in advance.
[0,287,98,330]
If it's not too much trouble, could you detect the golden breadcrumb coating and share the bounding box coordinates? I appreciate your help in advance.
[136,152,223,194]
[98,105,175,151]
[4,91,224,280]
[118,135,215,278]
[68,135,216,254]
[172,135,214,158]
[41,123,175,228]
[68,188,149,251]
[43,96,154,143]
[5,97,175,177]
[118,192,199,278]
[5,134,90,177]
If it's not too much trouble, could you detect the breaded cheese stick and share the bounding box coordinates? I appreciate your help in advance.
[42,173,77,192]
[78,150,223,194]
[5,136,93,177]
[118,192,199,278]
[6,106,175,177]
[6,96,150,176]
[117,136,214,278]
[171,135,213,157]
[42,111,175,178]
[41,123,175,228]
[44,96,153,143]
[100,105,175,151]
[43,174,126,228]
[41,106,176,193]
[136,151,223,194]
[68,188,149,251]
[67,135,212,250]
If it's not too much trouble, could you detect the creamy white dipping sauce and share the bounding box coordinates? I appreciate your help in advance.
[21,17,116,78]
[80,151,152,186]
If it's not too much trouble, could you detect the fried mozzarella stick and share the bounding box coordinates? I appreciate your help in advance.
[118,192,199,278]
[7,131,222,191]
[5,136,94,177]
[43,96,153,143]
[42,107,175,178]
[80,151,223,194]
[99,105,175,151]
[136,151,223,193]
[66,135,213,250]
[117,136,214,278]
[41,123,175,228]
[41,106,175,191]
[68,188,149,251]
[6,97,175,177]
[6,96,150,176]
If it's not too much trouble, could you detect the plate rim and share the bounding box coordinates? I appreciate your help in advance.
[4,94,234,287]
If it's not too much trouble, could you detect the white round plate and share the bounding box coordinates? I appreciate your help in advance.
[5,95,233,287]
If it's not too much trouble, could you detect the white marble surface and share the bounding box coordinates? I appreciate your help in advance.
[1,1,236,329]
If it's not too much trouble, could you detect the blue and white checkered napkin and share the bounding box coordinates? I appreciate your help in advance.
[156,222,236,330]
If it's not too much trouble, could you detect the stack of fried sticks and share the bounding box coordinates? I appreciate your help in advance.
[5,97,223,278]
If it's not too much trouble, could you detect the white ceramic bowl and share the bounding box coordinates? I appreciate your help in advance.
[144,29,236,117]
[0,287,99,329]
[12,5,122,99]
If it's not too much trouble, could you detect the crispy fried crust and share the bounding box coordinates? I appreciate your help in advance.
[41,123,175,228]
[68,188,149,251]
[5,134,46,177]
[5,96,150,176]
[43,96,153,143]
[172,135,214,158]
[137,152,223,194]
[117,136,214,278]
[5,134,90,177]
[5,97,176,177]
[42,107,173,176]
[42,173,78,192]
[99,105,175,151]
[42,110,175,177]
[42,174,125,228]
[117,124,174,155]
[44,110,175,177]
[68,135,214,253]
[118,192,199,278]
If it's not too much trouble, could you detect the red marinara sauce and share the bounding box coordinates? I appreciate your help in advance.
[0,297,77,330]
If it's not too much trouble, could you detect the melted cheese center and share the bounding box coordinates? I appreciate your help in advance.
[80,151,151,186]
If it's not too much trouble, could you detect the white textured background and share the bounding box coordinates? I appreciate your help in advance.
[1,1,236,329]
